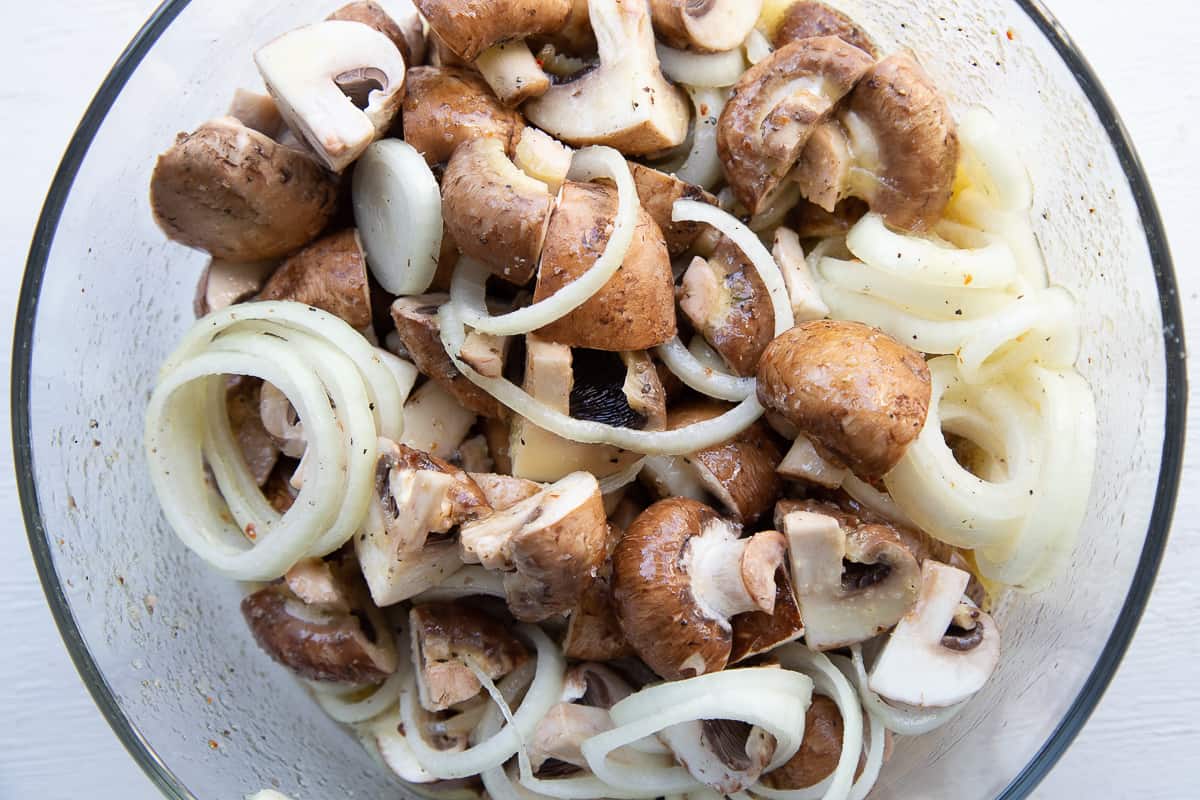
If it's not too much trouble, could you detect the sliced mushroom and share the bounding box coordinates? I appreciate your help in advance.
[402,67,524,165]
[391,295,504,418]
[525,0,690,156]
[475,40,552,106]
[649,0,762,52]
[415,0,572,62]
[410,601,530,711]
[678,235,775,376]
[612,498,787,679]
[459,471,608,621]
[773,1,878,56]
[660,717,777,794]
[329,0,426,67]
[442,136,555,285]
[149,117,338,261]
[729,564,805,663]
[772,226,830,322]
[756,320,931,480]
[400,380,480,460]
[194,258,277,317]
[629,162,717,256]
[256,229,373,328]
[869,560,1000,707]
[226,377,280,487]
[760,695,844,789]
[533,181,676,350]
[780,506,920,650]
[254,20,406,171]
[514,126,574,192]
[717,37,873,214]
[468,473,545,510]
[227,88,285,138]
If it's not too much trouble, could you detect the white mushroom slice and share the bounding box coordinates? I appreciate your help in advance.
[400,381,477,460]
[869,560,1001,707]
[777,432,847,488]
[195,258,277,318]
[254,20,407,171]
[475,40,552,106]
[772,227,830,321]
[658,718,776,795]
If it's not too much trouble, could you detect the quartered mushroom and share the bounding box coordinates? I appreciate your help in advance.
[399,380,480,460]
[458,471,608,621]
[756,320,932,480]
[194,258,277,317]
[227,88,285,138]
[729,557,805,663]
[869,560,1000,707]
[149,117,338,261]
[328,0,426,67]
[562,540,634,661]
[780,505,921,650]
[649,0,763,52]
[717,36,874,214]
[533,181,676,350]
[241,555,397,683]
[529,664,635,775]
[659,715,777,794]
[401,67,525,166]
[355,439,492,606]
[773,0,878,56]
[629,162,718,256]
[525,0,691,156]
[760,694,844,789]
[415,0,572,62]
[612,498,788,679]
[256,229,373,328]
[409,601,530,711]
[254,20,407,171]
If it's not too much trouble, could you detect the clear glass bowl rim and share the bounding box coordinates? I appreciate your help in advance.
[11,1,1188,798]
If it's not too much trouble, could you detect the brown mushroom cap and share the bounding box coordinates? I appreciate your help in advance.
[401,67,524,166]
[761,695,844,789]
[533,182,676,350]
[773,1,878,56]
[442,136,555,285]
[469,472,545,511]
[649,0,763,52]
[790,197,868,239]
[629,163,718,256]
[563,552,635,661]
[150,117,338,261]
[730,565,804,663]
[415,0,573,62]
[410,601,530,711]
[256,229,372,328]
[717,37,873,214]
[329,1,426,67]
[756,320,931,480]
[227,89,284,138]
[792,121,853,215]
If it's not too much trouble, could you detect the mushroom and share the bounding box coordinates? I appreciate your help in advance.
[729,565,805,663]
[529,664,635,773]
[256,229,373,328]
[869,560,1000,707]
[779,506,920,650]
[227,88,285,138]
[262,461,299,513]
[328,0,426,67]
[628,163,717,256]
[773,0,878,56]
[458,330,511,379]
[194,258,278,317]
[475,40,552,106]
[790,196,868,239]
[468,473,545,510]
[777,432,847,488]
[514,126,574,192]
[254,20,407,171]
[791,52,959,231]
[149,117,338,261]
[717,37,874,214]
[533,182,676,350]
[563,545,634,661]
[760,695,844,789]
[441,136,555,285]
[678,235,775,376]
[355,439,491,606]
[391,295,504,418]
[658,716,777,794]
[771,226,829,322]
[400,380,480,460]
[649,0,763,52]
[531,0,596,55]
[401,67,524,165]
[415,0,573,62]
[458,471,608,621]
[524,0,691,156]
[225,377,280,487]
[241,555,397,683]
[409,601,530,711]
[611,498,788,679]
[756,320,932,480]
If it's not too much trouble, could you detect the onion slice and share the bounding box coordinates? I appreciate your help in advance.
[656,44,746,87]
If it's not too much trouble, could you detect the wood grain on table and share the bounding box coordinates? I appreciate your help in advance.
[1,1,1196,798]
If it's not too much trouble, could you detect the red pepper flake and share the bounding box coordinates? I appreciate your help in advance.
[205,696,213,705]
[699,103,710,116]
[535,58,544,67]
[963,273,974,285]
[208,740,219,750]
[245,523,257,540]
[1006,28,1015,40]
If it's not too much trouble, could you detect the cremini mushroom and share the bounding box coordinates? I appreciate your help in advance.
[227,88,284,138]
[760,695,844,789]
[469,472,544,510]
[790,196,868,239]
[226,377,280,487]
[612,498,788,679]
[409,601,530,711]
[773,0,878,56]
[415,0,572,62]
[533,182,676,350]
[514,126,574,191]
[328,0,426,67]
[459,471,608,621]
[194,259,277,317]
[441,136,555,285]
[729,565,804,663]
[717,37,873,213]
[780,505,920,650]
[563,541,633,661]
[659,716,777,794]
[401,67,524,165]
[149,117,338,261]
[771,226,830,322]
[256,229,373,328]
[525,0,690,156]
[756,320,932,480]
[869,560,1000,707]
[400,380,479,460]
[529,664,635,774]
[776,432,848,488]
[649,0,762,52]
[629,162,717,256]
[475,40,553,106]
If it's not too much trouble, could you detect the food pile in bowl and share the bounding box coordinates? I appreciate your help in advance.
[142,0,1098,797]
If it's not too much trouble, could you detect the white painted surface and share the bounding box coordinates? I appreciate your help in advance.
[0,1,1196,798]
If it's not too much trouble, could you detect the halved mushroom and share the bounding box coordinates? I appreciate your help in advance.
[391,295,504,418]
[415,0,572,62]
[773,0,878,56]
[612,498,788,679]
[771,226,829,322]
[760,695,844,789]
[227,89,285,138]
[459,471,608,621]
[402,67,524,165]
[629,163,717,256]
[355,439,491,606]
[475,40,552,106]
[533,182,676,350]
[678,235,775,376]
[241,555,397,683]
[328,0,426,67]
[149,117,338,261]
[717,37,873,213]
[441,137,555,285]
[659,716,777,794]
[869,560,1000,707]
[254,20,406,171]
[410,601,530,711]
[256,229,373,328]
[780,506,920,650]
[756,320,932,480]
[650,0,762,52]
[194,258,278,317]
[226,377,280,487]
[525,0,690,156]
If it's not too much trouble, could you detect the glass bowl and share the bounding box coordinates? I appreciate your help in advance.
[13,0,1186,798]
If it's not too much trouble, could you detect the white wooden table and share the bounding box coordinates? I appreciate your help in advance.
[1,2,1196,798]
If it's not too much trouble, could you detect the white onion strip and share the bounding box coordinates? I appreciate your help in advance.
[674,87,727,190]
[311,668,406,724]
[656,336,754,401]
[847,645,964,736]
[656,44,746,87]
[413,565,507,603]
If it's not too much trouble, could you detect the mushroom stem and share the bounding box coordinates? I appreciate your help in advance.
[690,527,787,620]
